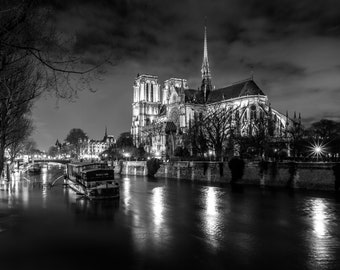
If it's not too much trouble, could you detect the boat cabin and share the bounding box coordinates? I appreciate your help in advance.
[79,168,115,188]
[66,162,109,180]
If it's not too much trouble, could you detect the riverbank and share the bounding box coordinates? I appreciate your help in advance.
[116,160,339,192]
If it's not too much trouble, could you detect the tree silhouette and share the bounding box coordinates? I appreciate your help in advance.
[65,128,88,158]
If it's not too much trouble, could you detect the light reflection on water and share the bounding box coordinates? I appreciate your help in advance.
[123,177,131,213]
[152,187,164,228]
[312,198,328,237]
[41,169,48,208]
[1,169,340,269]
[202,186,223,249]
[302,197,337,268]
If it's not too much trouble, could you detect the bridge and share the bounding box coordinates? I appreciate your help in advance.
[30,159,71,165]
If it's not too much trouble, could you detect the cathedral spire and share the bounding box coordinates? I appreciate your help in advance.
[201,19,212,96]
[103,126,108,141]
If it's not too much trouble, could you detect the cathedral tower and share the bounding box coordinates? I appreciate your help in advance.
[201,23,212,100]
[131,74,161,146]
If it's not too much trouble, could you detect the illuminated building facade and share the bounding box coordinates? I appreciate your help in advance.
[131,26,293,157]
[79,128,115,160]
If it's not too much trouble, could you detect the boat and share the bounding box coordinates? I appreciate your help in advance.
[65,162,119,200]
[27,163,42,174]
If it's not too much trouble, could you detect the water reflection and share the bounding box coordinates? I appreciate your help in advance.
[41,169,48,208]
[304,197,336,268]
[123,177,131,213]
[1,174,24,208]
[202,187,223,249]
[73,198,119,221]
[312,198,328,237]
[152,187,164,227]
[1,170,340,269]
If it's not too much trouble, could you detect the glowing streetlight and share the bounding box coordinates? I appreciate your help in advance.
[123,152,131,161]
[208,150,213,161]
[155,151,161,159]
[308,141,326,162]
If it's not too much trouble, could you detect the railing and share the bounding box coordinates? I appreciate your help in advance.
[33,159,71,164]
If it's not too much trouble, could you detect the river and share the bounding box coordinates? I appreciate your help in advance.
[0,165,339,269]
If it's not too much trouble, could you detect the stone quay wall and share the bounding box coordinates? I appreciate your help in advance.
[117,160,339,191]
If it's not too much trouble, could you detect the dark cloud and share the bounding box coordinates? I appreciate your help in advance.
[31,0,340,150]
[244,60,305,77]
[43,0,340,67]
[242,0,340,37]
[45,0,186,65]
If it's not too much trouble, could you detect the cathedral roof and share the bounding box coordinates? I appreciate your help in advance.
[180,79,265,104]
[184,89,205,104]
[206,79,265,104]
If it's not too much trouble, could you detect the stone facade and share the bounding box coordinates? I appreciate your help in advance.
[118,161,339,191]
[79,128,115,160]
[131,26,294,158]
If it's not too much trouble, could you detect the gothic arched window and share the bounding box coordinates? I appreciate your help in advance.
[146,83,149,101]
[250,105,257,120]
[151,84,154,102]
[259,110,264,119]
[235,110,240,120]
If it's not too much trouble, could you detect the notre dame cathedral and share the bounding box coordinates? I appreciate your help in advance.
[131,26,294,158]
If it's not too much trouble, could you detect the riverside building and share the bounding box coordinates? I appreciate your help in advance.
[131,26,296,158]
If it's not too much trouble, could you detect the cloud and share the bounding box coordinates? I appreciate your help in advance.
[31,0,340,150]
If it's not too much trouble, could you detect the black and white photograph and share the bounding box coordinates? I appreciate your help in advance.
[1,0,340,269]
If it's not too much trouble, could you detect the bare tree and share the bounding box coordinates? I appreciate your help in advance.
[184,113,208,158]
[0,55,40,174]
[0,1,109,175]
[65,128,88,158]
[0,0,108,98]
[6,117,33,164]
[199,104,237,160]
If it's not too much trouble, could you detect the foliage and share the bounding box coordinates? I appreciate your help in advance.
[0,1,107,174]
[116,132,134,148]
[48,146,58,157]
[184,113,208,157]
[6,118,33,163]
[100,134,147,161]
[65,128,88,145]
[65,128,88,157]
[136,144,147,160]
[228,157,245,183]
[146,158,162,177]
[200,105,235,159]
[174,146,190,158]
[23,138,38,155]
[306,119,340,158]
[185,103,285,161]
[231,105,276,159]
[308,119,340,140]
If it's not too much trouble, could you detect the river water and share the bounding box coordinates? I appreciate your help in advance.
[0,165,339,270]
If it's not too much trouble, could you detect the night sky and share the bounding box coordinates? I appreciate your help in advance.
[32,0,340,151]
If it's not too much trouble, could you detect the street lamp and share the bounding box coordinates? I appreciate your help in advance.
[155,151,161,159]
[123,152,131,161]
[209,150,213,161]
[308,141,326,162]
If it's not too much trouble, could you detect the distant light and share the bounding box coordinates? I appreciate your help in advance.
[308,141,326,160]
